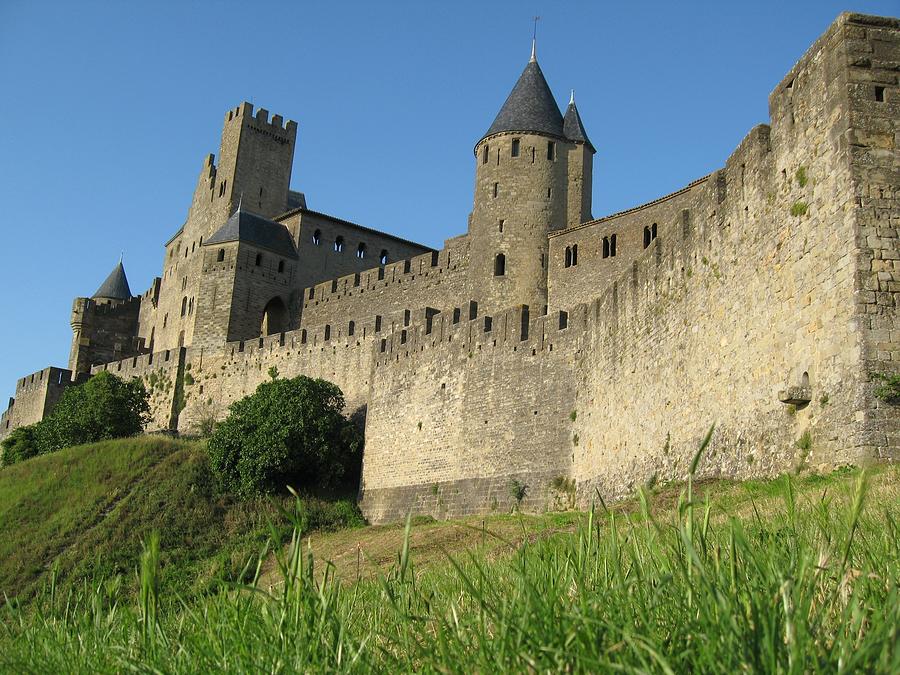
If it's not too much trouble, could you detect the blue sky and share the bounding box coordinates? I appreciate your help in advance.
[0,0,896,402]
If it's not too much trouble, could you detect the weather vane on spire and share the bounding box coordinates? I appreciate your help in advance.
[531,15,540,62]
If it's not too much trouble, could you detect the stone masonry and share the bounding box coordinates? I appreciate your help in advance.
[1,13,897,524]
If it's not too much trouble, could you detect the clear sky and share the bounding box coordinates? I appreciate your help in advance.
[0,0,896,402]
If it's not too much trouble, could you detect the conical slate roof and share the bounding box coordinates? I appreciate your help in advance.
[93,261,132,300]
[481,57,564,143]
[205,207,298,259]
[563,97,594,152]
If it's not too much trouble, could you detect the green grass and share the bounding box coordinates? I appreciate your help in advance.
[0,447,897,671]
[0,436,362,605]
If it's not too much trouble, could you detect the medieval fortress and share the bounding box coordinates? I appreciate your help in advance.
[2,13,898,522]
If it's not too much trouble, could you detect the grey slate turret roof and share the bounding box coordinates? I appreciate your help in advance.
[481,57,564,143]
[205,207,299,259]
[563,97,594,152]
[93,261,132,300]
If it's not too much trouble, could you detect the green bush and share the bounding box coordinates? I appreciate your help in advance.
[872,371,900,403]
[0,424,41,466]
[208,375,362,497]
[40,371,150,454]
[1,371,149,466]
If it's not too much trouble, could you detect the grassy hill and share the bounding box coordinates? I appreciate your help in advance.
[0,437,897,671]
[0,436,361,604]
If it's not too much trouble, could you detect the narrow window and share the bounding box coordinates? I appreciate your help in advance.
[334,236,344,253]
[192,242,196,253]
[469,300,478,320]
[357,243,366,259]
[547,141,556,160]
[452,308,461,324]
[375,315,382,332]
[258,186,264,197]
[482,145,489,164]
[602,237,610,259]
[572,244,578,266]
[651,223,657,240]
[308,287,315,300]
[278,260,285,273]
[511,138,520,157]
[404,309,411,327]
[874,85,885,102]
[494,253,506,276]
[492,182,499,198]
[181,297,187,316]
[400,330,407,345]
[163,313,168,328]
[348,320,355,337]
[498,219,504,233]
[610,233,617,257]
[255,253,262,266]
[531,147,535,163]
[217,248,225,262]
[643,226,651,249]
[546,188,552,199]
[312,229,321,245]
[565,246,572,268]
[300,329,307,344]
[380,249,389,265]
[324,325,331,341]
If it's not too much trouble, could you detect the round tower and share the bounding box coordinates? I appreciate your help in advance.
[468,44,593,315]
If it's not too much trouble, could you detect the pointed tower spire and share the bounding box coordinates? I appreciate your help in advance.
[92,260,132,300]
[480,45,563,142]
[530,15,540,62]
[563,92,594,153]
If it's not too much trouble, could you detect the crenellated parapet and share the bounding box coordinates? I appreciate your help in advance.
[69,295,143,375]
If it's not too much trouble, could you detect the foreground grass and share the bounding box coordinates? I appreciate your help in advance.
[0,436,362,604]
[1,462,897,672]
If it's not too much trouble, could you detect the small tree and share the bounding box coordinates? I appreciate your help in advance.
[40,371,150,454]
[0,424,41,467]
[208,375,362,496]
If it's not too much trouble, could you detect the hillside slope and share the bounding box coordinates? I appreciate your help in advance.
[0,437,360,603]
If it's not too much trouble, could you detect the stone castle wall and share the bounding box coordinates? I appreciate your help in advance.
[280,209,435,295]
[300,237,471,333]
[570,13,899,502]
[90,348,186,432]
[0,367,79,439]
[547,175,709,311]
[841,16,900,458]
[360,305,582,523]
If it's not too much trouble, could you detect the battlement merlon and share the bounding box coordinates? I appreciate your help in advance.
[225,101,298,135]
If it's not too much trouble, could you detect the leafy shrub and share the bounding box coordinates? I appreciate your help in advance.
[40,371,150,454]
[0,424,41,466]
[2,371,149,465]
[208,375,363,497]
[872,372,900,403]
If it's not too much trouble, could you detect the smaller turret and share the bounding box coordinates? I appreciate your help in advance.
[69,259,142,374]
[563,91,594,226]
